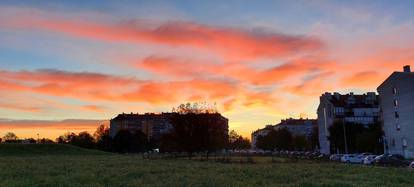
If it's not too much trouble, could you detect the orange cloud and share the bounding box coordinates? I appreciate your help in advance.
[0,102,41,113]
[284,71,334,96]
[340,71,383,87]
[2,12,322,61]
[138,56,219,78]
[82,105,105,112]
[0,69,241,105]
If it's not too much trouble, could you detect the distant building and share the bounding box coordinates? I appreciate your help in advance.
[251,118,317,149]
[109,113,173,140]
[109,112,229,141]
[378,65,414,159]
[317,92,380,154]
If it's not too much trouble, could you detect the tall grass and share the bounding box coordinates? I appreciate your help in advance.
[0,144,413,186]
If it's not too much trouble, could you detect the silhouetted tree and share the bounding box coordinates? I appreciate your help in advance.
[168,113,227,158]
[328,120,383,154]
[228,130,251,150]
[26,138,37,143]
[94,125,112,151]
[56,132,76,143]
[71,131,95,148]
[3,132,18,142]
[0,137,2,143]
[310,125,319,150]
[160,132,181,152]
[256,128,294,150]
[173,102,218,114]
[355,122,383,154]
[162,102,228,158]
[112,130,148,153]
[56,131,95,149]
[291,135,308,150]
[39,138,54,144]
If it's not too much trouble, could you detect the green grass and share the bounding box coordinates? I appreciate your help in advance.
[0,144,413,187]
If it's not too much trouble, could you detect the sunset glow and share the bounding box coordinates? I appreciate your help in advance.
[1,1,414,139]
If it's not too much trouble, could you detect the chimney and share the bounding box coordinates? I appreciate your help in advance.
[403,65,411,72]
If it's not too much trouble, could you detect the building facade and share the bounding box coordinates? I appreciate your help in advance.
[109,113,173,140]
[110,112,229,142]
[377,65,414,159]
[317,92,380,154]
[251,118,317,149]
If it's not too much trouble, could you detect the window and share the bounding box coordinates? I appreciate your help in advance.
[402,138,408,147]
[393,99,398,107]
[395,112,399,119]
[393,88,397,95]
[396,123,400,131]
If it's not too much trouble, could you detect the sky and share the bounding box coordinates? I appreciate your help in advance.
[0,0,413,139]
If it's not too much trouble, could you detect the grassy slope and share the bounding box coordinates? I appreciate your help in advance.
[0,143,108,156]
[0,145,413,186]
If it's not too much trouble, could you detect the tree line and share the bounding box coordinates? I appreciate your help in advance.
[53,103,250,156]
[255,127,319,151]
[328,120,383,154]
[0,132,54,144]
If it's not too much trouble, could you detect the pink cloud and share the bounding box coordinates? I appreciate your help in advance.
[1,11,323,61]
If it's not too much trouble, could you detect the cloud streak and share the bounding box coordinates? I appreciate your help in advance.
[1,9,323,61]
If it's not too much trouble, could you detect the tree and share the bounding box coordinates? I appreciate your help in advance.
[173,102,217,114]
[228,130,251,150]
[39,138,54,144]
[0,137,2,143]
[328,120,383,154]
[56,132,77,143]
[26,138,37,144]
[94,125,111,151]
[291,135,308,150]
[112,130,148,153]
[256,128,294,151]
[56,131,95,149]
[163,103,228,158]
[310,125,319,150]
[71,131,95,148]
[168,113,225,158]
[3,132,18,142]
[355,122,383,154]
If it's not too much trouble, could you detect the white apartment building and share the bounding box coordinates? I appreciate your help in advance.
[377,65,414,159]
[317,92,380,154]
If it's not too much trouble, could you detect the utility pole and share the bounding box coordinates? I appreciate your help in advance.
[342,118,348,154]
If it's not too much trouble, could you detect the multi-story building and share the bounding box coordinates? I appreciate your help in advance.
[110,112,229,141]
[317,92,380,154]
[377,65,414,159]
[109,113,173,140]
[251,118,317,149]
[251,125,273,150]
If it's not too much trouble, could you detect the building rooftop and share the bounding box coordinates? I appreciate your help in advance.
[111,112,173,121]
[253,118,316,134]
[377,65,414,90]
[322,92,378,108]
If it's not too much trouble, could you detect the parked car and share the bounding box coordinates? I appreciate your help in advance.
[329,154,343,162]
[409,161,414,169]
[362,155,377,165]
[341,154,365,163]
[374,154,409,167]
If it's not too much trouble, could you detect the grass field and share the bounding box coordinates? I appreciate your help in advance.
[0,144,413,187]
